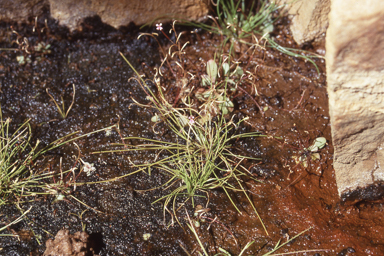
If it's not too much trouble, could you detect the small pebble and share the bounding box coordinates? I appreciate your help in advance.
[143,233,151,241]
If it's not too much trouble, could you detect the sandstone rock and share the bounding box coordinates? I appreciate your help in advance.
[0,0,209,32]
[326,0,384,197]
[277,0,330,45]
[48,0,209,31]
[44,229,99,256]
[0,0,47,24]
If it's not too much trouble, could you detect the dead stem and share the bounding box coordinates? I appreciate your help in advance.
[201,215,239,247]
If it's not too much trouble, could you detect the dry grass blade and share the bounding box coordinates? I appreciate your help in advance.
[46,83,76,118]
[0,206,32,237]
[186,224,328,256]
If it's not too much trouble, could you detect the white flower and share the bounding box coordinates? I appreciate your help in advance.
[82,161,96,176]
[156,23,163,31]
[105,127,113,136]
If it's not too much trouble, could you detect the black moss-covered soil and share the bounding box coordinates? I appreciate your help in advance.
[0,13,383,256]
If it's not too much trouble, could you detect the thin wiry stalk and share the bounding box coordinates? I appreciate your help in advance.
[46,84,76,118]
[0,206,32,237]
[187,223,326,256]
[185,209,210,256]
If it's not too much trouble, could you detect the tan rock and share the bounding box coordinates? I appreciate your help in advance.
[49,0,209,31]
[0,0,47,23]
[0,0,209,31]
[44,229,99,256]
[277,0,330,45]
[326,0,384,196]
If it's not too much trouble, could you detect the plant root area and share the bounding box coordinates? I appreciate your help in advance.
[0,15,383,255]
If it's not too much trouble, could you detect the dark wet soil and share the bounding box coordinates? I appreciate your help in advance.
[0,13,384,256]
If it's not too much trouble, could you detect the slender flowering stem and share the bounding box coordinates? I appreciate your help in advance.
[156,23,172,42]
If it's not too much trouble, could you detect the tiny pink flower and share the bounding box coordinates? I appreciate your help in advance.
[189,116,195,125]
[156,23,163,31]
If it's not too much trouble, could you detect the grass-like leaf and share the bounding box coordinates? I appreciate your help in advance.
[97,53,269,234]
[0,104,116,206]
